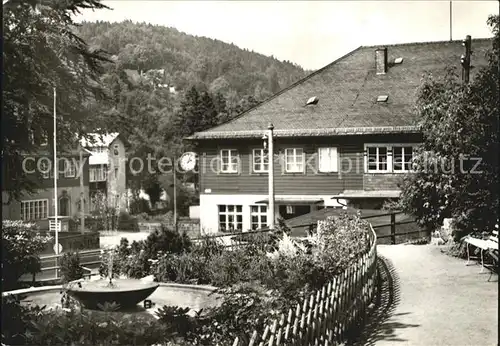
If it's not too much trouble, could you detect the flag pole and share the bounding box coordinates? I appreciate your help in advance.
[173,155,177,232]
[53,87,59,278]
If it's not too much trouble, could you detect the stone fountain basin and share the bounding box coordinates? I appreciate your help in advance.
[67,279,159,310]
[4,282,220,318]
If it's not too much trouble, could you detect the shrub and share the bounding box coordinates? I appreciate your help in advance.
[135,212,150,222]
[153,237,227,285]
[203,282,283,343]
[154,211,174,224]
[60,252,84,283]
[154,252,210,284]
[191,236,225,259]
[311,213,370,276]
[206,249,251,288]
[121,248,152,279]
[98,239,151,280]
[117,211,139,232]
[129,197,151,214]
[143,224,192,258]
[2,221,52,290]
[83,215,104,232]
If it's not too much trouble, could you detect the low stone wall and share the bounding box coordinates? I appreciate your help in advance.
[178,218,200,237]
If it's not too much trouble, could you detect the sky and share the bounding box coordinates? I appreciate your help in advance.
[75,1,499,70]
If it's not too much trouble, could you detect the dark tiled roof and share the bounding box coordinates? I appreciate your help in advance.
[190,38,492,139]
[27,147,91,157]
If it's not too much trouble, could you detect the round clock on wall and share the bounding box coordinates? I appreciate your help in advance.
[179,152,197,171]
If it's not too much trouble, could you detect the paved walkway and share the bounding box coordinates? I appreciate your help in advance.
[348,244,498,346]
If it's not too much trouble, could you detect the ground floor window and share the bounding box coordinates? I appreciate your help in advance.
[21,199,49,221]
[218,205,242,232]
[250,205,268,230]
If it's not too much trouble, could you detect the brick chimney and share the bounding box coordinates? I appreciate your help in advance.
[375,48,388,75]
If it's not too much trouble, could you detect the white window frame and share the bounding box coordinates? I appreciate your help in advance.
[284,148,305,173]
[364,144,417,173]
[218,205,243,232]
[64,159,76,178]
[21,199,49,221]
[252,148,269,173]
[366,145,390,173]
[220,149,239,173]
[90,165,107,182]
[318,147,338,173]
[250,205,268,230]
[392,145,415,173]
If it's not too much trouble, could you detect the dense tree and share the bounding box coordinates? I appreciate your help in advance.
[267,66,281,94]
[2,221,52,290]
[2,0,111,202]
[172,87,220,137]
[399,15,499,238]
[64,19,308,207]
[76,20,306,98]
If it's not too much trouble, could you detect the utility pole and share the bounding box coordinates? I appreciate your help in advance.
[461,35,472,84]
[267,123,275,230]
[173,155,177,232]
[79,142,85,234]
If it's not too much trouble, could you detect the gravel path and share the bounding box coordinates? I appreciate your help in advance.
[348,244,498,346]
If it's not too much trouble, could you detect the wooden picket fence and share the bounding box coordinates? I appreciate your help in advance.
[232,225,378,346]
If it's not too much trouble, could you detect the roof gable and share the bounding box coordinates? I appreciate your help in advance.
[80,133,120,148]
[190,38,492,139]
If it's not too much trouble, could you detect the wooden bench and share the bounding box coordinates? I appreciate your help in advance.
[485,248,499,282]
[463,230,498,277]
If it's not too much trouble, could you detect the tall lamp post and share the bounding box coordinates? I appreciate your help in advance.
[263,123,275,230]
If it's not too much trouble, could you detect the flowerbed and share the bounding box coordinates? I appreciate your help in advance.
[3,214,371,345]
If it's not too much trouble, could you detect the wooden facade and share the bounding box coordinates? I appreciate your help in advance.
[197,133,422,195]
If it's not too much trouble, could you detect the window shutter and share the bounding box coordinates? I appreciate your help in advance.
[330,147,338,172]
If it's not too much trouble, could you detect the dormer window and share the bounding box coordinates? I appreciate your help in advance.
[306,96,319,105]
[377,95,389,103]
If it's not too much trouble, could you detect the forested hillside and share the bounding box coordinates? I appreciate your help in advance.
[77,20,307,102]
[74,20,308,208]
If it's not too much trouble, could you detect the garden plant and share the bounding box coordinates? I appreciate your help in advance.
[3,213,371,345]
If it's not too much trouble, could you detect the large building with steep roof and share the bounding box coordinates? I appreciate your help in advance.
[187,38,492,234]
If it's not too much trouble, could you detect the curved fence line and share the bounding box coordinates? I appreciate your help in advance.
[232,224,378,346]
